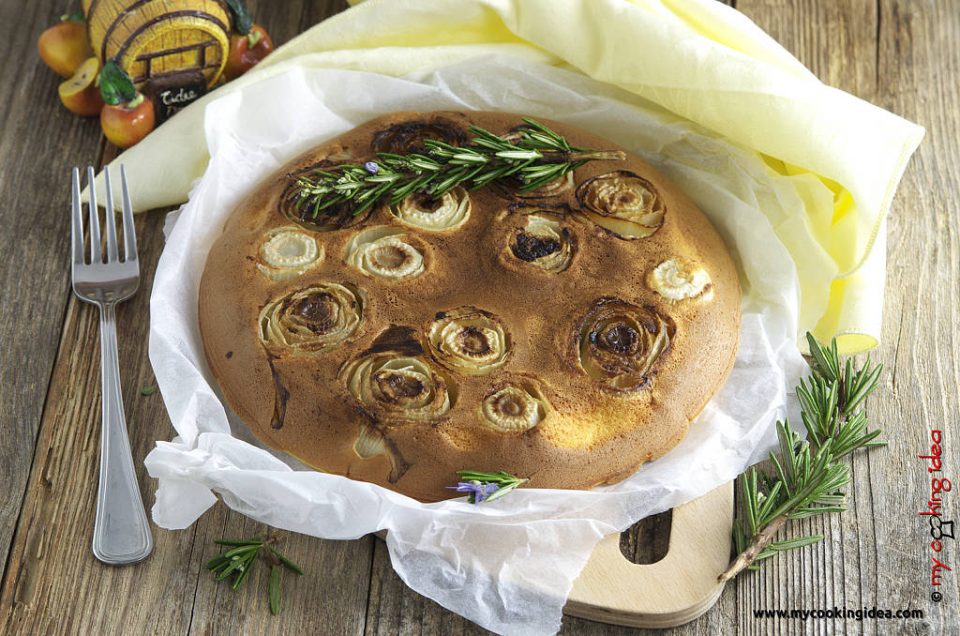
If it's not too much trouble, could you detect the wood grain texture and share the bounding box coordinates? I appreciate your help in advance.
[726,2,886,634]
[1,0,958,634]
[0,2,368,635]
[872,0,960,632]
[726,1,959,634]
[619,510,672,566]
[0,0,105,578]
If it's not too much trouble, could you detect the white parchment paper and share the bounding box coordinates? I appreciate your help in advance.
[144,56,809,635]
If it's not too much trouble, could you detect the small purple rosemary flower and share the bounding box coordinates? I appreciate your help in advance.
[449,470,527,505]
[364,161,379,174]
[448,480,500,504]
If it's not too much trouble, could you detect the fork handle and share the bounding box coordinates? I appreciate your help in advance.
[92,303,153,565]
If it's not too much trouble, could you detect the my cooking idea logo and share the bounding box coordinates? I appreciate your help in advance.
[918,429,954,603]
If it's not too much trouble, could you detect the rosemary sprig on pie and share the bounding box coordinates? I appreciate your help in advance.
[290,118,625,219]
[449,470,529,504]
[720,333,885,581]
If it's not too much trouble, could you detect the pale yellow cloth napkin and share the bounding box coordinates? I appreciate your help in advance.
[93,0,923,352]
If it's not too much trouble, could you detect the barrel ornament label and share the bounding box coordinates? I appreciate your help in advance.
[144,68,208,123]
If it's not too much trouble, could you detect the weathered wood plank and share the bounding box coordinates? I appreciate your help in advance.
[1,208,197,635]
[721,3,884,633]
[0,0,104,574]
[0,203,370,635]
[732,2,884,635]
[187,515,373,636]
[870,0,960,632]
[727,1,960,634]
[619,510,672,566]
[0,2,370,635]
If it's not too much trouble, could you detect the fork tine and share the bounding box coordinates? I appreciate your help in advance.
[120,165,138,262]
[87,166,101,264]
[71,167,85,266]
[103,167,119,262]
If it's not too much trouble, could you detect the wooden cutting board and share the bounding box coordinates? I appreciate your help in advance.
[564,482,734,628]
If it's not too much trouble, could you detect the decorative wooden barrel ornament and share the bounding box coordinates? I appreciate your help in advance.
[83,0,232,100]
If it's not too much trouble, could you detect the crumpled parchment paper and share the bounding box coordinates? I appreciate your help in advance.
[145,57,810,635]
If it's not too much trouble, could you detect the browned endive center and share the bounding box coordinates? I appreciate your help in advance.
[411,192,443,213]
[344,352,452,423]
[494,393,525,417]
[576,170,666,239]
[427,307,509,375]
[370,245,410,270]
[512,233,560,261]
[375,370,426,402]
[293,293,338,334]
[598,320,640,356]
[258,284,363,354]
[577,299,674,391]
[457,326,493,357]
[371,118,468,154]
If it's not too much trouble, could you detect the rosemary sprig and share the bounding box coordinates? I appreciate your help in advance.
[719,333,885,582]
[449,470,529,504]
[206,535,303,614]
[292,118,625,219]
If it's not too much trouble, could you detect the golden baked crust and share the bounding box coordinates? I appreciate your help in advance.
[198,112,741,502]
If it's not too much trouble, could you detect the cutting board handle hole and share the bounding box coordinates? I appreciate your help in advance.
[618,509,673,564]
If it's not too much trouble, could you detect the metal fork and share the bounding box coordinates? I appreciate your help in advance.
[71,166,153,565]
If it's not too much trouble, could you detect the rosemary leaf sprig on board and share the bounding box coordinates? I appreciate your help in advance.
[206,535,303,614]
[291,118,625,219]
[719,333,885,582]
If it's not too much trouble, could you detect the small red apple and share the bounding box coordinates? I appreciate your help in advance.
[98,60,155,148]
[38,13,92,78]
[101,96,155,148]
[223,24,274,81]
[222,0,273,81]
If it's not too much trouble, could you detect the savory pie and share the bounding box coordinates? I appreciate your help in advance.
[199,111,741,501]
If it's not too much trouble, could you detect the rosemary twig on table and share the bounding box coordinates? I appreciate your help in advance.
[291,118,625,219]
[206,534,303,614]
[719,333,885,582]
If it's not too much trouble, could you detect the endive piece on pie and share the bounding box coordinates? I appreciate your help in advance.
[648,257,713,301]
[576,170,665,239]
[258,283,363,354]
[480,383,546,433]
[344,353,452,423]
[257,226,323,281]
[510,214,575,273]
[391,187,471,232]
[427,307,510,376]
[346,226,424,280]
[576,298,674,391]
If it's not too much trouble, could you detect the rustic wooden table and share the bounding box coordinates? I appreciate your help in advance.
[1,1,957,634]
